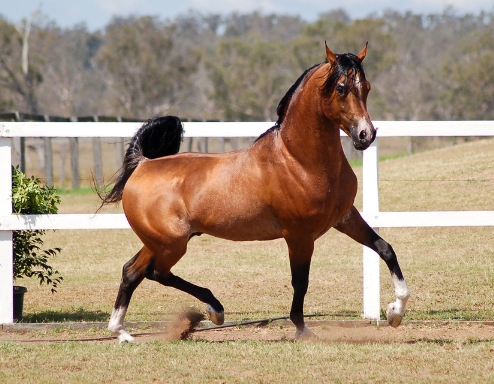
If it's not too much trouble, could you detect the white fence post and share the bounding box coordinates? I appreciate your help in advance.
[0,138,13,323]
[362,140,381,320]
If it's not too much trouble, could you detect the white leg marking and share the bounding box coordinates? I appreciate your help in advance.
[108,307,135,343]
[386,275,411,328]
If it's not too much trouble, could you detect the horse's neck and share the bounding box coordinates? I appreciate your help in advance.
[278,89,343,169]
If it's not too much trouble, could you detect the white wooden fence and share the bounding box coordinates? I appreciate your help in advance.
[1,121,494,324]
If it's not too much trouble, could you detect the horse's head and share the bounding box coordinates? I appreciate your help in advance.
[321,42,376,150]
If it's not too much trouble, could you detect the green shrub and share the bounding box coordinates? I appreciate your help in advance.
[12,166,63,293]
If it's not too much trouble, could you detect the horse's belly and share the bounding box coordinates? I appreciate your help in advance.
[191,198,283,241]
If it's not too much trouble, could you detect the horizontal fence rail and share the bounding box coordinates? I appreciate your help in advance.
[2,120,494,138]
[1,120,494,324]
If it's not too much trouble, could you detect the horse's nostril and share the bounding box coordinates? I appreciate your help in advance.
[359,130,367,141]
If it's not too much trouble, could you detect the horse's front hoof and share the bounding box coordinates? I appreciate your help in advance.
[206,305,224,325]
[295,325,318,340]
[386,303,403,328]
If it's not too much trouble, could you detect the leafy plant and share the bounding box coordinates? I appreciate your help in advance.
[12,166,63,292]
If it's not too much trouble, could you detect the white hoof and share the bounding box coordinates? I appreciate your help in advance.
[386,303,403,328]
[117,330,135,343]
[295,325,318,340]
[206,304,224,325]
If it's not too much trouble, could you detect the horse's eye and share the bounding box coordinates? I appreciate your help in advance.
[336,84,346,95]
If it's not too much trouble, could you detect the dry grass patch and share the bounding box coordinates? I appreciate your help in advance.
[378,137,494,211]
[1,333,494,383]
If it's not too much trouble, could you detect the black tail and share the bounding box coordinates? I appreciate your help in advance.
[98,115,184,208]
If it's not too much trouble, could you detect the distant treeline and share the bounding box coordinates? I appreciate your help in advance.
[1,8,493,123]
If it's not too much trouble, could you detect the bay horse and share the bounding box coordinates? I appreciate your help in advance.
[101,42,410,343]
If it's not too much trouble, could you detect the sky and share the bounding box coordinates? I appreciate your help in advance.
[1,0,493,31]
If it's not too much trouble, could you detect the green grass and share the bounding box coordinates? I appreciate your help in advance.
[1,338,494,383]
[57,187,97,196]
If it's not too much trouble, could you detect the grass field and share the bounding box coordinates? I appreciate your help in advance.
[1,336,493,383]
[2,137,494,383]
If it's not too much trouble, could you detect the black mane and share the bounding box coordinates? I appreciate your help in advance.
[275,63,322,128]
[255,63,321,142]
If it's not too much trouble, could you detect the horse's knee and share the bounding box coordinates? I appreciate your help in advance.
[374,238,396,262]
[121,249,151,287]
[148,269,174,285]
[119,265,145,297]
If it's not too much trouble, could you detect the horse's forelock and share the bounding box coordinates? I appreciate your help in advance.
[323,53,366,98]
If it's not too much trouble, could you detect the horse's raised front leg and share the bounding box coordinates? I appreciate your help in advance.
[334,206,411,327]
[284,234,316,339]
[108,248,148,343]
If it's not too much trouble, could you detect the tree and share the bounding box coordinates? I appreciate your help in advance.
[438,11,494,120]
[94,16,201,118]
[207,36,297,121]
[222,11,305,41]
[0,13,43,114]
[37,25,104,116]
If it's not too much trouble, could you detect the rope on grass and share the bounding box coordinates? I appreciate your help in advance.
[3,313,333,343]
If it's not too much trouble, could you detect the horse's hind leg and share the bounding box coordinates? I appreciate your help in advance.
[334,206,411,327]
[109,244,225,343]
[108,247,150,343]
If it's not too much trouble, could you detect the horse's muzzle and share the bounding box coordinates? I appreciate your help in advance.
[352,120,376,151]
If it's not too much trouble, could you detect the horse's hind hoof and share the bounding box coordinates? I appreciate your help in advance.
[206,305,224,325]
[386,304,403,328]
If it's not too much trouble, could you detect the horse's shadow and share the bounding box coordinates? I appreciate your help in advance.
[20,309,110,323]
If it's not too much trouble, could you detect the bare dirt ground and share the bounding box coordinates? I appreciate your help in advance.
[0,319,494,344]
[3,314,493,345]
[179,320,494,345]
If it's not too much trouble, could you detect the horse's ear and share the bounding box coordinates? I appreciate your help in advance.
[325,41,337,64]
[356,42,368,62]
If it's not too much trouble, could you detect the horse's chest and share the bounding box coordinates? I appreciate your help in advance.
[292,171,358,231]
